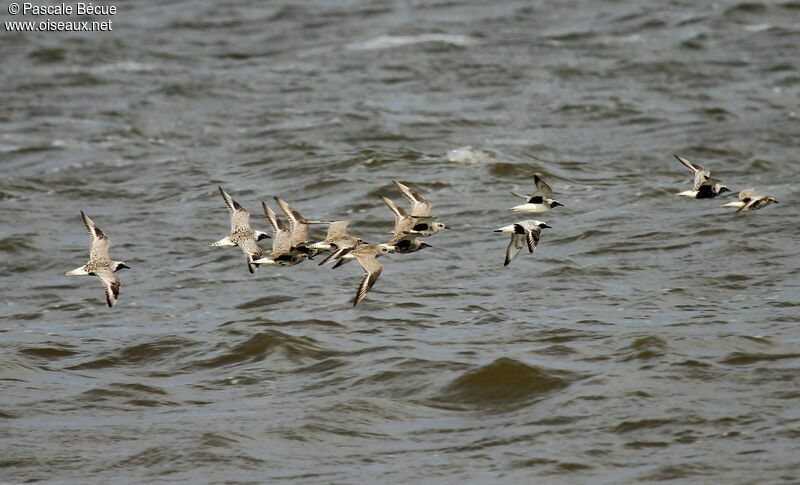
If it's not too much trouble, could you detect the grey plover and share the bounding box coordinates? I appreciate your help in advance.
[331,244,393,306]
[509,174,564,213]
[274,196,329,258]
[674,155,730,199]
[65,211,130,307]
[381,196,432,253]
[253,202,308,266]
[393,180,448,236]
[722,188,779,212]
[311,221,366,266]
[494,220,551,267]
[211,186,270,274]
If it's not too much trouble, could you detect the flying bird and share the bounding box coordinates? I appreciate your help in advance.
[722,188,779,212]
[509,174,564,213]
[332,244,393,306]
[674,155,730,199]
[393,180,447,236]
[65,211,130,307]
[211,186,270,274]
[381,196,432,253]
[253,202,309,266]
[494,220,551,267]
[274,196,329,258]
[311,221,366,266]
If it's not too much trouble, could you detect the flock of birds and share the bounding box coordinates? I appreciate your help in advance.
[65,155,779,308]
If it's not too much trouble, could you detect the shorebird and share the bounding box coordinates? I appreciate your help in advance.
[253,202,309,266]
[722,188,779,212]
[494,220,551,267]
[274,196,329,258]
[211,186,270,274]
[393,180,448,236]
[331,244,393,306]
[381,196,432,253]
[311,221,366,266]
[509,174,564,213]
[65,211,130,307]
[674,155,730,199]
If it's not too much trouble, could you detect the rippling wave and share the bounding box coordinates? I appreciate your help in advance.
[1,0,799,482]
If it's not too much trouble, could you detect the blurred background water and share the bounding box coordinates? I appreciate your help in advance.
[1,0,799,482]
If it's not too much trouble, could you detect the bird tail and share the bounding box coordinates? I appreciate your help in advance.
[211,236,236,247]
[65,265,89,276]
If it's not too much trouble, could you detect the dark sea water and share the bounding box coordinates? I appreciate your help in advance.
[2,0,799,482]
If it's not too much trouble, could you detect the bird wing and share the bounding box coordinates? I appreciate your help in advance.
[525,226,542,254]
[738,188,758,202]
[262,202,292,253]
[353,253,383,306]
[674,154,707,174]
[393,180,432,217]
[238,236,263,262]
[693,171,714,191]
[81,211,111,262]
[275,197,310,246]
[274,197,305,229]
[96,270,121,308]
[219,186,251,232]
[504,234,524,266]
[381,196,413,240]
[531,174,553,198]
[262,202,286,234]
[325,221,350,242]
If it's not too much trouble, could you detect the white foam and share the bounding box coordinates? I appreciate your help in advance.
[447,146,490,164]
[349,34,478,51]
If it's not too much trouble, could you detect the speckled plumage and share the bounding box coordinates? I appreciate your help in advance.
[211,186,269,274]
[65,211,129,307]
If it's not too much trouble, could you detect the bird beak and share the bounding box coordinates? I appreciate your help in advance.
[774,200,780,203]
[540,223,552,229]
[119,263,130,270]
[552,201,564,208]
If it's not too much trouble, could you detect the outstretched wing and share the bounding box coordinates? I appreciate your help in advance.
[275,197,311,246]
[381,196,413,241]
[96,270,121,307]
[674,155,712,190]
[525,226,542,254]
[674,154,707,174]
[219,186,251,232]
[504,234,524,266]
[320,246,351,266]
[262,202,292,254]
[325,221,350,242]
[81,211,111,262]
[262,202,286,234]
[393,180,432,217]
[353,254,383,306]
[738,188,758,202]
[238,237,263,263]
[531,174,552,200]
[274,197,304,229]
